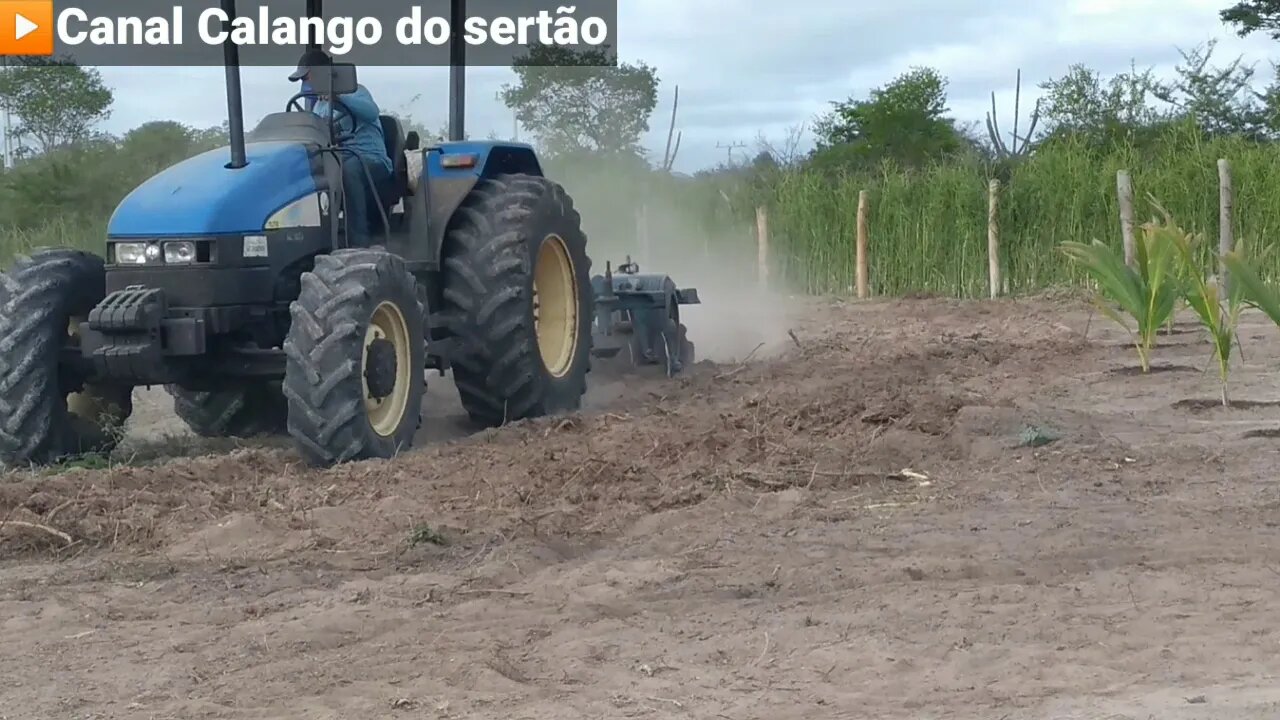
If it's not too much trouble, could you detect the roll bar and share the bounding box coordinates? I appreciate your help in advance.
[219,0,468,168]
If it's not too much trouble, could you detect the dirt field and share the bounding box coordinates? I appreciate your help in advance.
[4,293,1280,719]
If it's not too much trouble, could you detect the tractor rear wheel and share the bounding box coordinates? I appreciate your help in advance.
[165,382,288,438]
[440,174,593,427]
[282,248,425,466]
[0,248,133,466]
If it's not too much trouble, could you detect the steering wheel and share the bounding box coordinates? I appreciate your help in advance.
[286,92,357,144]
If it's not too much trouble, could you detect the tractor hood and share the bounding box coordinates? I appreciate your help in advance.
[107,141,321,237]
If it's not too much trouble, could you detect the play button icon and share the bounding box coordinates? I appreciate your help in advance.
[14,13,35,40]
[0,1,53,56]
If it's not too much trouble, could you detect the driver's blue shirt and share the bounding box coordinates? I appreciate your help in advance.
[312,84,393,174]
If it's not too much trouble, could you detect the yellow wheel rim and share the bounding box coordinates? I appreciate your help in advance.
[363,300,413,437]
[532,234,579,378]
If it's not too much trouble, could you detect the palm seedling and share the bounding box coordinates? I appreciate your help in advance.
[1221,243,1280,371]
[1165,215,1245,407]
[1061,217,1181,373]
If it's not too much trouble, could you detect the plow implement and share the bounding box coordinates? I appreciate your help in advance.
[591,257,700,377]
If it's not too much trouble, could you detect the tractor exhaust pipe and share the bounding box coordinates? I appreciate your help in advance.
[220,0,247,169]
[448,0,465,141]
[303,0,322,112]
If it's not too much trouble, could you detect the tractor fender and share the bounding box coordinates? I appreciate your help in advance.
[609,272,677,304]
[406,141,544,269]
[595,272,701,310]
[592,272,687,335]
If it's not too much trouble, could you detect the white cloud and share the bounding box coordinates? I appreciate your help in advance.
[89,0,1279,172]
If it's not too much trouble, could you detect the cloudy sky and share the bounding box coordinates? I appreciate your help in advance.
[91,0,1278,172]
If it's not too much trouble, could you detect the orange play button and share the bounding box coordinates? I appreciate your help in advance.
[0,1,53,57]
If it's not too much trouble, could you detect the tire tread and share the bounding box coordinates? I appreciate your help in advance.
[282,247,424,466]
[439,174,593,427]
[0,248,124,466]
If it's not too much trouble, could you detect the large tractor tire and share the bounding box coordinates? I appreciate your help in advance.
[0,248,133,467]
[440,174,594,427]
[282,248,425,466]
[165,382,288,438]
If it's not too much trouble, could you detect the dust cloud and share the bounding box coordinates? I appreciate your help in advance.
[577,184,802,365]
[661,251,799,364]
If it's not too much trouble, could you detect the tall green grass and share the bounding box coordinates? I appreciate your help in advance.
[763,125,1280,297]
[0,217,103,269]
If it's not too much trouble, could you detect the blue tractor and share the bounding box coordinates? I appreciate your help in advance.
[0,0,699,468]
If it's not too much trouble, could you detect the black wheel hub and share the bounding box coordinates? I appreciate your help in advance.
[364,337,398,399]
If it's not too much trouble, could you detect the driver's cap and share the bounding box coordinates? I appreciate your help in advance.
[289,48,332,81]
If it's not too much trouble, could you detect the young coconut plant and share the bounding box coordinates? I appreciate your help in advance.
[1221,243,1280,367]
[1165,217,1246,407]
[1061,217,1181,373]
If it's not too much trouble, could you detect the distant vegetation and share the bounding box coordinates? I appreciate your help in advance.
[3,4,1280,298]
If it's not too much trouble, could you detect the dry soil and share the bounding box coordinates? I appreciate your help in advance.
[3,294,1280,719]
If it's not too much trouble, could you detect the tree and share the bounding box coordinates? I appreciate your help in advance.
[191,122,229,149]
[809,67,966,170]
[753,123,808,169]
[1221,0,1280,38]
[120,120,225,174]
[0,56,113,154]
[1150,40,1268,138]
[499,45,658,158]
[1036,62,1163,146]
[1258,64,1280,133]
[122,121,199,173]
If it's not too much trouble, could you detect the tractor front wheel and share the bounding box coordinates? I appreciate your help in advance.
[0,249,133,466]
[440,174,593,427]
[282,248,425,466]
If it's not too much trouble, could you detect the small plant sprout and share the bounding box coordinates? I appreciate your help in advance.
[408,524,448,547]
[1061,217,1181,373]
[1166,216,1245,407]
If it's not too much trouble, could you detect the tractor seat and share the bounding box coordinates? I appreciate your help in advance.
[379,114,408,208]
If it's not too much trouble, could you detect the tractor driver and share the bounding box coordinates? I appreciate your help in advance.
[289,49,393,248]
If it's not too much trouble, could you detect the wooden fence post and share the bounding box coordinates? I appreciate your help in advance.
[987,178,1001,299]
[1218,158,1234,296]
[756,205,769,290]
[856,190,869,299]
[1117,170,1136,268]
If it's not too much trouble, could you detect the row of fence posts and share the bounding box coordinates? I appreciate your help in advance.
[1116,159,1236,297]
[716,158,1239,299]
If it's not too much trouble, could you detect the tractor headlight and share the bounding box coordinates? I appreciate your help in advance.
[163,241,196,264]
[113,242,149,265]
